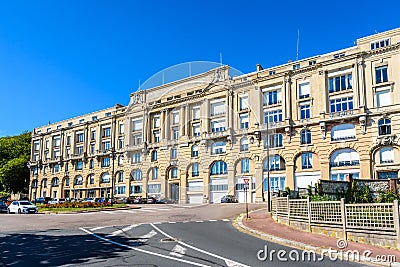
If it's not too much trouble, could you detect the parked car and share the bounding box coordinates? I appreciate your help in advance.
[48,198,66,205]
[221,195,238,203]
[0,201,8,213]
[83,197,97,203]
[131,197,146,204]
[114,197,127,204]
[146,197,156,204]
[7,201,38,214]
[35,197,52,204]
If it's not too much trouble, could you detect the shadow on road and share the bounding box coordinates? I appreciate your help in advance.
[0,230,138,267]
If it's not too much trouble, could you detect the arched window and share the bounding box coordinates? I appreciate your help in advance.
[51,177,59,187]
[75,175,83,185]
[211,141,226,154]
[152,167,158,180]
[192,163,199,177]
[210,161,227,175]
[380,147,394,164]
[241,158,250,173]
[88,174,95,185]
[240,137,249,151]
[151,150,158,161]
[32,179,38,188]
[378,119,391,136]
[171,167,178,178]
[131,169,142,181]
[89,159,94,169]
[191,145,199,157]
[101,172,111,183]
[330,149,359,167]
[300,129,312,144]
[42,179,48,188]
[117,171,124,182]
[331,124,356,141]
[65,178,70,187]
[118,155,124,166]
[263,155,284,171]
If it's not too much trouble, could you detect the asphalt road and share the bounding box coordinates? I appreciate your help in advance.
[0,204,367,267]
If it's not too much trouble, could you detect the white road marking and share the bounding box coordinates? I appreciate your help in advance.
[170,244,187,258]
[140,209,156,213]
[208,220,217,222]
[222,219,230,222]
[120,210,137,213]
[150,223,250,267]
[80,228,210,267]
[106,224,138,237]
[137,230,158,242]
[168,222,176,224]
[196,221,203,223]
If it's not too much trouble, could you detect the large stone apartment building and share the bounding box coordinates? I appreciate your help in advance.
[29,28,400,204]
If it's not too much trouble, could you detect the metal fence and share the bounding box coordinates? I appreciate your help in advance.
[271,196,400,243]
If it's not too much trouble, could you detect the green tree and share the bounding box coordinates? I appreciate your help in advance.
[0,132,31,194]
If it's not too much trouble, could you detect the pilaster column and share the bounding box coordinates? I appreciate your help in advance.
[356,59,366,110]
[285,162,295,189]
[201,99,209,134]
[254,164,263,202]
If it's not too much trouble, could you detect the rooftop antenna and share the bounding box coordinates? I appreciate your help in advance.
[220,52,223,66]
[296,29,300,61]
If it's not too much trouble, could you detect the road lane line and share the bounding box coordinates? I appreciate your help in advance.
[100,210,115,214]
[140,209,156,213]
[150,223,249,267]
[121,210,137,213]
[222,219,230,222]
[80,227,210,267]
[208,220,217,222]
[106,224,138,237]
[90,226,106,231]
[170,244,187,258]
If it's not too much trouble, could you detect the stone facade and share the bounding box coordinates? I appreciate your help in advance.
[29,28,400,204]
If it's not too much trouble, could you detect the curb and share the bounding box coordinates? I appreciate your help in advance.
[234,210,399,267]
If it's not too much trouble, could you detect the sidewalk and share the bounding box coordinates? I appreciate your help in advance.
[235,209,400,266]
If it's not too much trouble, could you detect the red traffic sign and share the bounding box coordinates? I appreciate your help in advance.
[243,178,250,185]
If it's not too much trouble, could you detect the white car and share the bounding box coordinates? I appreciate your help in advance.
[48,198,66,205]
[8,201,38,214]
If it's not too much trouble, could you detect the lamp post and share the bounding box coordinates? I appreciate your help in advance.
[110,148,116,205]
[266,121,271,212]
[243,177,250,219]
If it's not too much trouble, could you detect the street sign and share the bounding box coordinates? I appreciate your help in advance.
[243,178,250,185]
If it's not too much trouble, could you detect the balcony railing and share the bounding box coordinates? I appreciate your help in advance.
[380,160,394,164]
[331,136,356,141]
[330,160,360,167]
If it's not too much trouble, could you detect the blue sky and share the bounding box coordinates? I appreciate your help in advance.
[0,0,399,137]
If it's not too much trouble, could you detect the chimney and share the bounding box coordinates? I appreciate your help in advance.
[256,64,263,71]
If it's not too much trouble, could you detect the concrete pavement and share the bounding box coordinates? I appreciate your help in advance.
[235,209,400,266]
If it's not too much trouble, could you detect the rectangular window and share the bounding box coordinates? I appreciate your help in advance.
[53,150,60,158]
[371,39,390,50]
[34,141,40,151]
[239,113,249,129]
[263,90,282,106]
[264,176,285,192]
[153,131,160,143]
[119,123,124,134]
[67,136,71,145]
[171,168,178,178]
[131,185,143,194]
[375,66,388,84]
[266,134,283,148]
[133,118,143,131]
[171,148,177,159]
[115,186,126,195]
[193,124,200,137]
[299,82,310,99]
[300,104,311,120]
[54,136,61,147]
[192,164,199,177]
[293,64,300,70]
[264,110,283,124]
[118,137,124,149]
[102,157,110,167]
[239,95,248,110]
[76,161,83,170]
[329,74,352,93]
[193,106,200,120]
[77,146,84,155]
[380,147,394,163]
[103,127,111,137]
[329,97,354,113]
[133,134,142,145]
[91,130,96,140]
[133,152,141,163]
[77,133,84,143]
[172,127,179,140]
[211,100,226,116]
[102,141,111,151]
[376,89,391,107]
[211,119,226,132]
[147,184,161,194]
[172,111,179,124]
[302,153,313,169]
[154,115,160,128]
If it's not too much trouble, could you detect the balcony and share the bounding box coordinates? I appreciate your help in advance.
[330,160,360,167]
[331,136,356,142]
[211,148,226,155]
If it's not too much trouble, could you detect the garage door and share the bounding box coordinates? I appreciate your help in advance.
[210,178,228,203]
[187,194,203,204]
